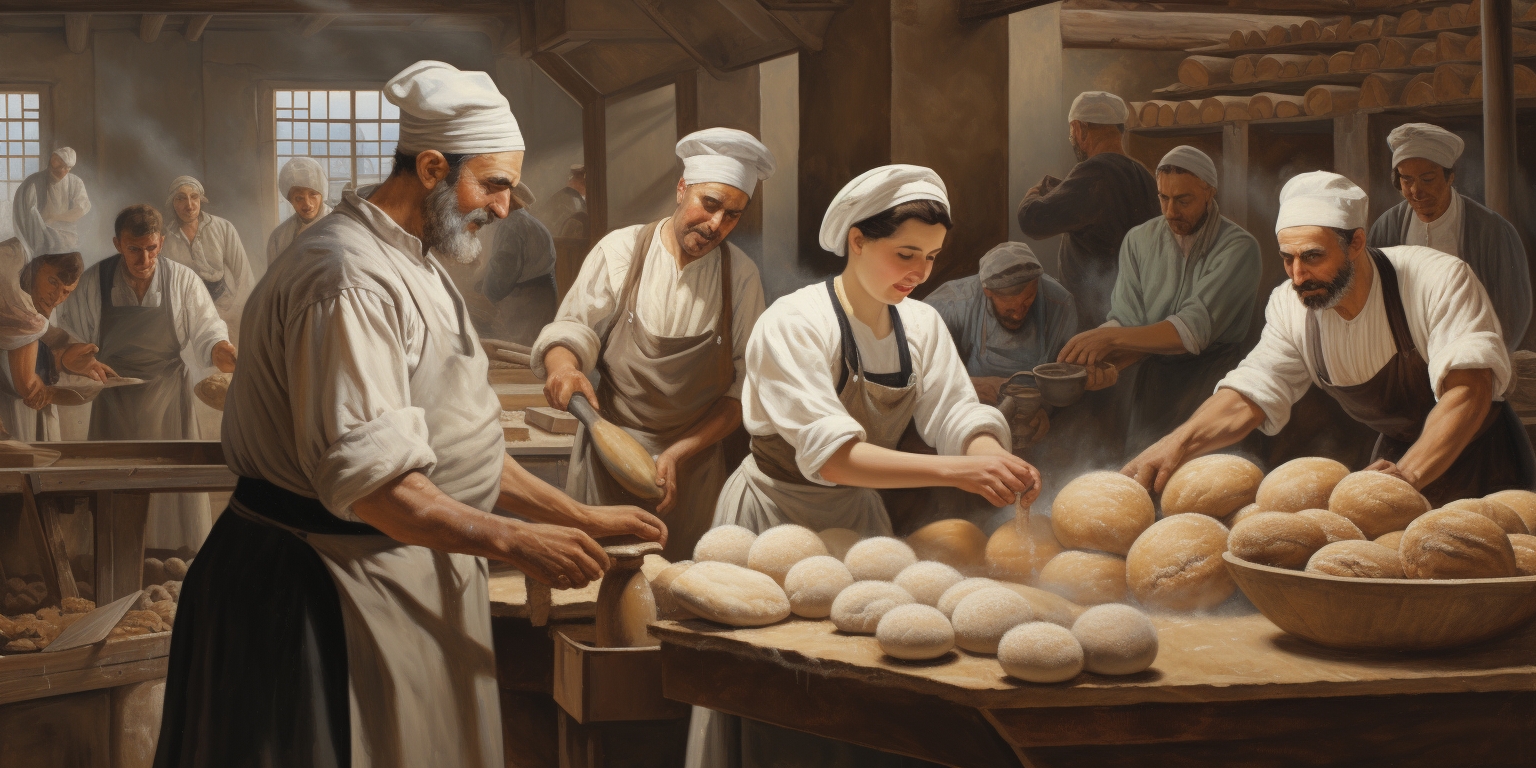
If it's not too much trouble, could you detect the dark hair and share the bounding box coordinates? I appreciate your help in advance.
[1392,163,1453,190]
[114,204,162,238]
[847,200,952,255]
[1330,227,1363,251]
[389,149,470,179]
[20,252,83,291]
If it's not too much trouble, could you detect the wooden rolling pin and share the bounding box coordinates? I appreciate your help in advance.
[567,393,665,500]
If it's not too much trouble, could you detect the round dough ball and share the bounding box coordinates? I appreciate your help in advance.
[1508,533,1536,576]
[993,582,1085,628]
[1485,490,1536,536]
[1160,454,1263,518]
[818,528,861,560]
[1071,603,1159,676]
[1400,509,1518,579]
[830,581,915,634]
[951,587,1035,654]
[1228,512,1329,569]
[1374,531,1405,551]
[1125,514,1234,612]
[936,577,1002,619]
[650,561,696,619]
[1224,503,1264,528]
[894,561,965,606]
[1050,472,1155,555]
[1440,498,1530,536]
[670,562,791,627]
[998,622,1083,683]
[986,514,1061,583]
[1257,457,1350,514]
[1327,471,1430,538]
[1305,540,1404,578]
[844,537,918,581]
[875,604,955,660]
[1296,508,1365,544]
[747,524,829,585]
[1037,551,1128,606]
[783,556,855,618]
[694,525,757,567]
[906,519,987,573]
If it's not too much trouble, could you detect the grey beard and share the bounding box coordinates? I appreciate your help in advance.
[422,180,489,264]
[1295,256,1356,310]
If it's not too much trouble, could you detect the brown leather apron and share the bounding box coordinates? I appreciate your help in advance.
[1306,248,1535,506]
[565,220,737,561]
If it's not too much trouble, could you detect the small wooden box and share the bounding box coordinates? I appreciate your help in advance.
[526,407,579,435]
[552,631,687,724]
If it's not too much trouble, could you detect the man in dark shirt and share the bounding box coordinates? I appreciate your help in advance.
[1017,91,1159,327]
[480,206,558,346]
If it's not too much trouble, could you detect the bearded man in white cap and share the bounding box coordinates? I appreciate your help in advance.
[1017,91,1159,327]
[1059,145,1262,454]
[1124,171,1532,506]
[154,61,664,768]
[533,126,775,561]
[1367,122,1530,349]
[266,156,332,265]
[10,147,90,257]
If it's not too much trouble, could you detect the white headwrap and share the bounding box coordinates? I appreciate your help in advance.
[818,165,949,256]
[384,60,525,156]
[1158,145,1218,188]
[979,242,1042,293]
[1388,123,1464,170]
[52,147,76,168]
[1275,171,1368,234]
[167,175,207,207]
[278,157,328,200]
[675,128,776,197]
[1068,91,1129,126]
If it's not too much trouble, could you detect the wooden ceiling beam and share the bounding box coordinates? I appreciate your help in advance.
[140,13,166,42]
[300,13,338,37]
[184,13,212,41]
[64,13,91,53]
[9,1,510,13]
[960,0,1059,21]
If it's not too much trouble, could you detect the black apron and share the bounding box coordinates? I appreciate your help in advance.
[1306,248,1536,506]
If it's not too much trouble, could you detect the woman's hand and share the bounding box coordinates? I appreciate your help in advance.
[943,445,1041,507]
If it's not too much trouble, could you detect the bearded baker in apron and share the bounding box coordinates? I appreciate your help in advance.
[154,61,665,768]
[691,166,1043,768]
[1124,171,1533,504]
[532,128,776,562]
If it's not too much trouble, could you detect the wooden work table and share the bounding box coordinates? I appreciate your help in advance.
[650,612,1536,768]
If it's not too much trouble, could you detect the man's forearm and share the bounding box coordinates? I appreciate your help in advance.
[1111,321,1188,355]
[354,471,520,559]
[497,454,587,526]
[665,397,742,462]
[1396,370,1493,488]
[1170,388,1267,458]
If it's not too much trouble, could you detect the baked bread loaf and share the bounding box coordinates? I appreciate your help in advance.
[1257,457,1349,514]
[670,561,791,626]
[1050,471,1155,555]
[650,561,697,619]
[1485,490,1536,536]
[999,622,1083,683]
[1440,498,1529,535]
[1400,509,1518,579]
[1374,531,1405,551]
[747,524,828,585]
[844,537,918,581]
[1296,508,1365,543]
[985,513,1061,583]
[1327,471,1429,538]
[783,556,855,618]
[1228,511,1329,568]
[830,581,916,634]
[894,561,964,606]
[1071,604,1158,675]
[694,525,757,567]
[906,519,988,573]
[1305,540,1404,578]
[1159,454,1262,518]
[1037,550,1128,605]
[875,604,955,660]
[1508,533,1536,576]
[1224,503,1264,528]
[951,586,1034,654]
[1125,514,1234,611]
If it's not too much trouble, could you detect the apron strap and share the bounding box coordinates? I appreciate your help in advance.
[718,241,734,380]
[825,278,912,391]
[1306,249,1406,387]
[97,253,121,332]
[600,220,663,353]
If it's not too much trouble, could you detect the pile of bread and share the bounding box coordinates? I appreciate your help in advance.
[0,556,188,654]
[650,521,1159,684]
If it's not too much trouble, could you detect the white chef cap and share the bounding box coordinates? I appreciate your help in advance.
[385,61,525,156]
[1387,123,1464,170]
[1275,171,1368,234]
[676,128,776,198]
[979,242,1042,293]
[1158,145,1217,188]
[1068,91,1129,126]
[818,165,949,256]
[278,157,328,200]
[51,147,76,168]
[167,175,207,207]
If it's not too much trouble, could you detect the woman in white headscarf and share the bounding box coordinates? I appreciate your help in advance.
[266,157,332,265]
[690,167,1042,768]
[162,176,255,322]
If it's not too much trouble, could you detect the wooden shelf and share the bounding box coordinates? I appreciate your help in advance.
[1129,96,1536,136]
[1188,19,1536,58]
[1152,52,1536,101]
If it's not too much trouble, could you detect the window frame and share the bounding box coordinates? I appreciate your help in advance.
[0,84,53,241]
[257,80,395,235]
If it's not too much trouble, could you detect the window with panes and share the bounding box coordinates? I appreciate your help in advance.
[0,92,42,241]
[274,88,399,220]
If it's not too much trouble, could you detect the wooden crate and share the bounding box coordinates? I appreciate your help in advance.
[552,630,687,724]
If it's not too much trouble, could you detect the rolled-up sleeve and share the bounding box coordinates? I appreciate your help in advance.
[172,264,230,366]
[1214,286,1315,435]
[1171,233,1262,353]
[530,236,616,378]
[288,288,437,519]
[1417,257,1512,399]
[908,306,1011,455]
[744,307,867,485]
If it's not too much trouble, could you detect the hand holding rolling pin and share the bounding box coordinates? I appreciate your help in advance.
[541,345,599,412]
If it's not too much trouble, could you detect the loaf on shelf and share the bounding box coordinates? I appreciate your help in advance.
[1470,65,1536,99]
[1434,62,1483,102]
[1201,95,1251,123]
[1179,56,1236,88]
[1402,72,1438,105]
[1359,72,1416,107]
[1175,100,1204,125]
[1398,9,1425,35]
[1139,100,1170,128]
[1466,29,1536,60]
[1329,50,1355,74]
[1232,54,1263,84]
[1305,84,1362,115]
[1249,92,1307,119]
[1379,36,1424,68]
[1411,32,1474,65]
[1257,54,1325,81]
[1353,42,1384,71]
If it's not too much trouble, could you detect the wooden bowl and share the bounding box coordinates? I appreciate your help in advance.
[1224,552,1536,652]
[1031,363,1087,407]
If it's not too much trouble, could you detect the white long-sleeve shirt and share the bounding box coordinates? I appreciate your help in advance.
[162,212,255,315]
[266,206,332,267]
[1217,245,1509,435]
[1406,188,1464,257]
[53,256,229,370]
[742,282,1011,485]
[530,220,765,399]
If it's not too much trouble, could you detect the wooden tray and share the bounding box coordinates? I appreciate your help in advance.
[1224,552,1536,652]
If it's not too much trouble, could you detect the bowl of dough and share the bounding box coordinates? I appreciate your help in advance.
[1218,458,1536,651]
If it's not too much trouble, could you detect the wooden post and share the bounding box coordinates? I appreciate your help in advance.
[586,98,608,251]
[674,70,699,138]
[94,491,149,603]
[1332,111,1371,191]
[1221,121,1250,229]
[21,476,78,604]
[1482,0,1516,218]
